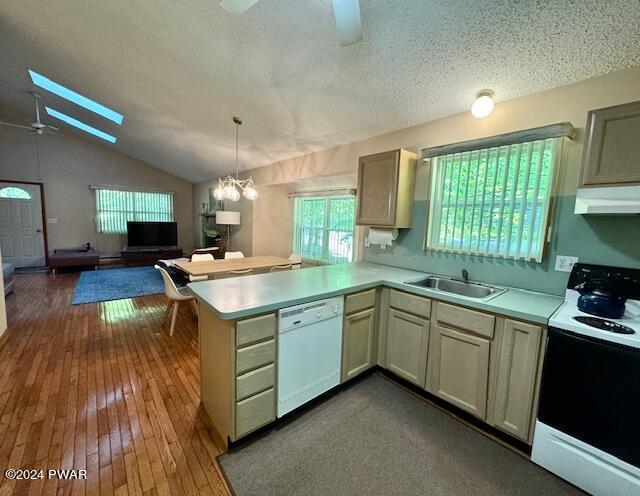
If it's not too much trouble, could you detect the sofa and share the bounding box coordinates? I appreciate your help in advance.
[3,262,14,296]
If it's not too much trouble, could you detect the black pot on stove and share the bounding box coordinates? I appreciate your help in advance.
[575,279,627,319]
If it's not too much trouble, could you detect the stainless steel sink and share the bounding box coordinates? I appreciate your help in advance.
[404,276,506,301]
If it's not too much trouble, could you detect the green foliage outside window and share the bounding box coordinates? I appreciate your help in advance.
[293,195,355,264]
[427,137,561,262]
[96,188,173,234]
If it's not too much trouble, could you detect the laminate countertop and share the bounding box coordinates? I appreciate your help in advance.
[188,262,564,325]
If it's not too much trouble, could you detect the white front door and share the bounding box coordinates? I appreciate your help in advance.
[0,182,46,268]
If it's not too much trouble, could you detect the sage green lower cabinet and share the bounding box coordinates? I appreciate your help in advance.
[488,319,542,441]
[426,324,491,419]
[235,388,275,438]
[342,307,376,382]
[198,306,277,448]
[386,308,430,387]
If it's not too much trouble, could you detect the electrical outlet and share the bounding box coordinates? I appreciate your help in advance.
[555,255,579,273]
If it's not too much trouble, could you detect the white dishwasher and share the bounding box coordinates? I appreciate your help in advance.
[277,295,344,417]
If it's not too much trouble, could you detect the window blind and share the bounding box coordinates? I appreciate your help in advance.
[95,188,174,234]
[292,195,355,265]
[426,137,562,262]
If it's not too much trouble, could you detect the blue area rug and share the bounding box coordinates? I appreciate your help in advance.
[72,266,164,305]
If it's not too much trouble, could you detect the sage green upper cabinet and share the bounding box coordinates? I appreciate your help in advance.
[580,100,640,186]
[356,149,417,227]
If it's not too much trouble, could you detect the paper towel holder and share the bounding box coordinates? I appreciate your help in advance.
[366,227,399,238]
[365,227,399,248]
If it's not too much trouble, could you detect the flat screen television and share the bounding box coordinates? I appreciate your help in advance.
[127,221,178,248]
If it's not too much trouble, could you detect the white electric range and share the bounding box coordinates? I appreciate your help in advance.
[531,263,640,496]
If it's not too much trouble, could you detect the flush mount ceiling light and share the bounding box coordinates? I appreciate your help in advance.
[213,117,258,202]
[471,89,495,118]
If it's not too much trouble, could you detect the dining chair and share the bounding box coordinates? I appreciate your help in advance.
[270,264,293,272]
[191,247,218,258]
[288,253,303,269]
[224,251,245,259]
[188,253,215,281]
[155,265,197,336]
[191,253,215,262]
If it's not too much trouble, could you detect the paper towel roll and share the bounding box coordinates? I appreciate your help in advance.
[367,228,396,249]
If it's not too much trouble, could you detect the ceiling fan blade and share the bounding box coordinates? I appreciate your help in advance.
[218,0,260,14]
[332,0,363,47]
[0,120,33,131]
[46,124,60,131]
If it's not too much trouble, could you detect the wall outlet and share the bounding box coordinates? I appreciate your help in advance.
[555,255,579,273]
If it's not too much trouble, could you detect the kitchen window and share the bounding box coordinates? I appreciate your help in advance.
[95,187,174,234]
[425,135,564,262]
[292,194,356,264]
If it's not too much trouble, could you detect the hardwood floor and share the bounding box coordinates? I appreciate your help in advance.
[0,272,229,496]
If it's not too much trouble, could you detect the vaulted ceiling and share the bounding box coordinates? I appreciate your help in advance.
[1,0,639,183]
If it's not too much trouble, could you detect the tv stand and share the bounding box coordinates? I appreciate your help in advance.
[121,247,183,266]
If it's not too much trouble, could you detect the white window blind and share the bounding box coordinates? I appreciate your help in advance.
[95,188,174,234]
[426,137,562,262]
[292,195,355,265]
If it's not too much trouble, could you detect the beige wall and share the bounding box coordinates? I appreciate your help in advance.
[1,120,194,258]
[193,183,293,258]
[251,184,294,258]
[228,196,254,256]
[0,248,6,337]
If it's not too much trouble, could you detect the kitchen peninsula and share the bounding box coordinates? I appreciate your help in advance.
[189,262,563,448]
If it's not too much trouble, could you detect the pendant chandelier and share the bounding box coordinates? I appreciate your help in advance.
[213,116,258,202]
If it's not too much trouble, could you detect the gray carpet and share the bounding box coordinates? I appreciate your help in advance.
[218,373,582,496]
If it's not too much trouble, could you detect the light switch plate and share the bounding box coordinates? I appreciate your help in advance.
[555,255,579,272]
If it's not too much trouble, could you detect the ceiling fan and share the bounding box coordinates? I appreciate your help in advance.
[218,0,363,47]
[0,92,59,135]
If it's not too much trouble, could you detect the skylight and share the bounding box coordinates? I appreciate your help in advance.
[45,107,117,143]
[29,70,124,125]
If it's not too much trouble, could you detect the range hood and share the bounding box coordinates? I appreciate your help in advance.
[574,185,640,215]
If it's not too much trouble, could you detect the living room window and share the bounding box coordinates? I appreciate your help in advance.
[425,136,563,262]
[292,194,356,265]
[95,187,174,234]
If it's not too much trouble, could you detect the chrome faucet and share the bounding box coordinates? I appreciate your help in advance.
[461,268,469,283]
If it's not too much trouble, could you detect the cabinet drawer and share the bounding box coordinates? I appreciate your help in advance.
[235,388,275,438]
[236,339,275,375]
[389,290,431,319]
[345,289,376,315]
[435,302,495,339]
[236,313,276,348]
[236,364,275,401]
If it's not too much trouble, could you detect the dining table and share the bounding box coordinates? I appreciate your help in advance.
[175,255,292,280]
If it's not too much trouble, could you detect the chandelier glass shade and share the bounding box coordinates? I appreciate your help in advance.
[213,175,257,202]
[213,116,258,202]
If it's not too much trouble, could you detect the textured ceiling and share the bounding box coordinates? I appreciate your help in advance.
[1,0,639,183]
